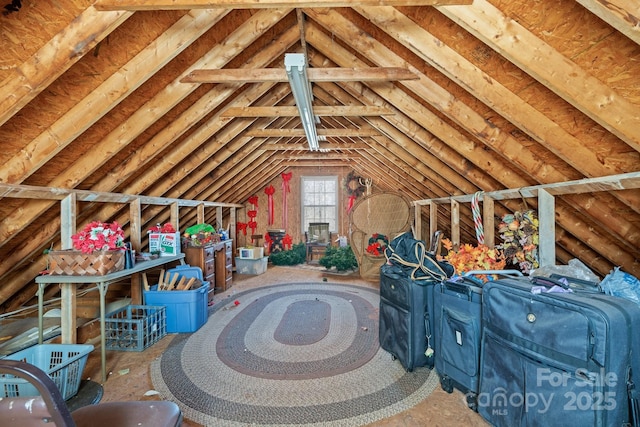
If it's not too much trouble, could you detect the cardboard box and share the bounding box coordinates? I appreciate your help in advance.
[149,232,181,257]
[235,256,268,275]
[238,246,264,259]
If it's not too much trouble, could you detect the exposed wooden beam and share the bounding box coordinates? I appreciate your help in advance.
[180,67,418,83]
[262,142,370,150]
[307,12,640,260]
[0,9,227,185]
[0,7,131,128]
[355,5,640,214]
[95,0,473,11]
[438,0,640,151]
[415,172,640,204]
[246,127,381,137]
[575,0,640,45]
[223,105,394,117]
[274,153,361,160]
[279,160,350,167]
[296,8,309,60]
[0,183,241,208]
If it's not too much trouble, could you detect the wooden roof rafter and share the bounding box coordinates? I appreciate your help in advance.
[304,19,640,259]
[574,0,640,45]
[94,0,474,11]
[245,127,381,137]
[222,105,395,117]
[354,5,624,182]
[181,67,419,83]
[437,0,640,151]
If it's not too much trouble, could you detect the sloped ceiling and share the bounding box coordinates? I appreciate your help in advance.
[0,0,639,311]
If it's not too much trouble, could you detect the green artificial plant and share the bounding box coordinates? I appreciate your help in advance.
[269,242,307,266]
[319,245,358,272]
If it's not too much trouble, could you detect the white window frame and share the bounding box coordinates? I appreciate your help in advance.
[300,176,338,233]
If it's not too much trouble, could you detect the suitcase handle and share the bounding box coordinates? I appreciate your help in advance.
[442,280,480,299]
[549,274,601,291]
[530,275,571,290]
[464,269,523,278]
[538,274,603,293]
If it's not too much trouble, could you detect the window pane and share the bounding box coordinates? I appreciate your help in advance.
[301,176,338,232]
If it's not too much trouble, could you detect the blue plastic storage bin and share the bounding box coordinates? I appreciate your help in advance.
[1,343,93,400]
[143,265,209,333]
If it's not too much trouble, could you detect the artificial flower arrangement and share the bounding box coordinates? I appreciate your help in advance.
[366,233,389,256]
[182,223,219,247]
[148,222,176,233]
[71,221,126,254]
[497,209,539,274]
[440,238,506,282]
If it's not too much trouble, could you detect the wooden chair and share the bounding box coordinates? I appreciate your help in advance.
[305,222,332,263]
[0,359,183,427]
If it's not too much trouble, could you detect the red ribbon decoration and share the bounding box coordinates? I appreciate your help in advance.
[264,185,275,226]
[247,211,258,235]
[281,172,292,228]
[248,195,259,209]
[347,194,357,214]
[282,233,293,250]
[237,222,248,236]
[264,232,273,255]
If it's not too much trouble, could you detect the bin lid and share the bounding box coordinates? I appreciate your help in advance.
[167,265,203,280]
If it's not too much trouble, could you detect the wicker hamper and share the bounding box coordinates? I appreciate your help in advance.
[47,250,125,276]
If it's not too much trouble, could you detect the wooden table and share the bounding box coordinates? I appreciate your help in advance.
[35,255,185,382]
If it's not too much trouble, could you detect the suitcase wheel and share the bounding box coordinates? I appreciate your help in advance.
[439,375,453,393]
[465,392,478,412]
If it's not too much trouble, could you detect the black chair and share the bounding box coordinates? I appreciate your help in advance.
[305,222,332,263]
[0,359,182,427]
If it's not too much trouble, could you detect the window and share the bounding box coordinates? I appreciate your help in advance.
[301,176,338,232]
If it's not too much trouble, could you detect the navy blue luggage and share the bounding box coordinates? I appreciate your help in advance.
[379,264,437,371]
[479,276,640,427]
[434,270,522,411]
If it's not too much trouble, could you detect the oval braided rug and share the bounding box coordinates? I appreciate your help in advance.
[151,282,437,426]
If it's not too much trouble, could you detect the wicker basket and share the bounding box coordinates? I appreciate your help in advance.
[48,250,125,276]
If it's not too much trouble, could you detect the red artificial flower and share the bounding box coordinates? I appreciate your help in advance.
[366,242,383,256]
[282,234,293,249]
[71,221,126,254]
[148,222,176,233]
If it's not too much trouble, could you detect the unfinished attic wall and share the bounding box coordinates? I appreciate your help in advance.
[0,1,638,314]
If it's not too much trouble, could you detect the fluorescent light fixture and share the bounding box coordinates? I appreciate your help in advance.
[285,53,319,151]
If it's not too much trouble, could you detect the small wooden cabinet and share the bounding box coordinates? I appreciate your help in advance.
[222,240,233,290]
[185,244,216,303]
[184,240,233,303]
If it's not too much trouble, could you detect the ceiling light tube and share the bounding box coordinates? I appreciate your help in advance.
[285,53,319,151]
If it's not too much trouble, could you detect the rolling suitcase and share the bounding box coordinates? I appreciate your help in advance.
[434,270,522,411]
[479,276,640,427]
[379,264,437,371]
